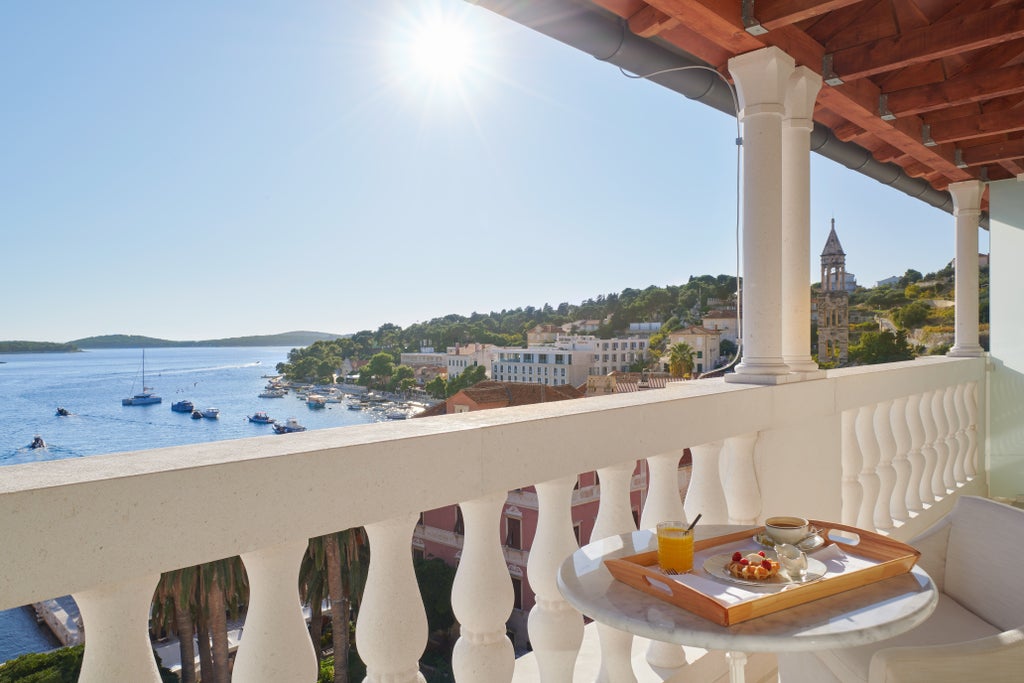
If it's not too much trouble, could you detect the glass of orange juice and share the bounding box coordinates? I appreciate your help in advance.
[656,521,694,574]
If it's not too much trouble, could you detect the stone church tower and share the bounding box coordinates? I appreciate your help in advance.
[818,219,849,364]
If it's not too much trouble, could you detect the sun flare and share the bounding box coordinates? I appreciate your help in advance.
[411,18,473,83]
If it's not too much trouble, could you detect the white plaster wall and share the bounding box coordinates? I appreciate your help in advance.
[988,178,1024,499]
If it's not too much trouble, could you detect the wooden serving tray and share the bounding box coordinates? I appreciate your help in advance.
[604,520,920,626]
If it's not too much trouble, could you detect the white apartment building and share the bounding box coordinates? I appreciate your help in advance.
[489,335,650,386]
[702,309,739,343]
[399,349,447,368]
[445,343,493,380]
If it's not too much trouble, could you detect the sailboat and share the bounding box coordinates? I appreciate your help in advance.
[122,349,162,405]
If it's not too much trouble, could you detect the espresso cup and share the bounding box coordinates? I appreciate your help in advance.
[764,516,810,545]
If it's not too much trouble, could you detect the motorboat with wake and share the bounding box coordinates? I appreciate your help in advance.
[30,435,46,449]
[56,407,71,417]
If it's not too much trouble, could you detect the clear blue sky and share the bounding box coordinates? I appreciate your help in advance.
[0,1,981,342]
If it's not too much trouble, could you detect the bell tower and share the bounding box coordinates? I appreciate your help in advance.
[817,219,849,364]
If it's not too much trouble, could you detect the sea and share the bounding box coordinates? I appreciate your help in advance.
[0,346,384,663]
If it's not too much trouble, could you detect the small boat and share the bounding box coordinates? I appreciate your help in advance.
[273,417,307,434]
[259,389,286,398]
[191,410,203,419]
[385,409,409,420]
[55,407,71,417]
[171,400,195,413]
[248,411,275,424]
[122,349,162,405]
[347,402,364,410]
[307,395,327,409]
[201,407,220,419]
[30,435,46,449]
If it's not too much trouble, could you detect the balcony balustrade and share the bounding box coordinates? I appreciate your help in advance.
[0,355,987,682]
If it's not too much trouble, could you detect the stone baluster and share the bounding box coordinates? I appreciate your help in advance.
[719,434,760,525]
[965,382,980,477]
[873,400,897,531]
[854,405,881,530]
[949,385,968,485]
[840,409,863,527]
[639,452,688,670]
[904,393,926,512]
[684,441,728,525]
[356,514,428,683]
[592,461,641,683]
[888,396,912,524]
[451,493,514,683]
[74,574,162,683]
[930,391,950,498]
[528,477,583,682]
[918,390,939,505]
[941,387,959,489]
[233,542,318,682]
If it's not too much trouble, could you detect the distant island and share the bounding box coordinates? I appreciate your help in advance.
[0,331,342,354]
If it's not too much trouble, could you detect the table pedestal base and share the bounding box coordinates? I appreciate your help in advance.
[726,650,747,683]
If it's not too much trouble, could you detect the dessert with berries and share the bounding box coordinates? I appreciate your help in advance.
[727,550,781,580]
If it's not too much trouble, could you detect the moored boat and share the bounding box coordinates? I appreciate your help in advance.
[171,400,195,413]
[122,349,161,406]
[248,411,275,424]
[30,435,46,449]
[273,417,307,434]
[201,407,220,419]
[306,395,326,409]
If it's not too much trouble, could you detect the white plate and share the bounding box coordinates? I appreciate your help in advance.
[702,552,826,586]
[753,531,826,553]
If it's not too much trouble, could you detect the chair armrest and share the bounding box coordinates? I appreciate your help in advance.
[909,516,952,592]
[868,628,1024,683]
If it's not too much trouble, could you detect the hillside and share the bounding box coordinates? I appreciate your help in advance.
[0,341,80,354]
[64,331,344,349]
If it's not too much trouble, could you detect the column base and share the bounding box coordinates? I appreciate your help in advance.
[724,372,803,385]
[947,345,985,358]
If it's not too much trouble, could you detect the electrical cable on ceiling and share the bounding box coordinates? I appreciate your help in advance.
[619,65,743,377]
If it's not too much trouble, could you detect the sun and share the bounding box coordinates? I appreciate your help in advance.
[411,17,474,84]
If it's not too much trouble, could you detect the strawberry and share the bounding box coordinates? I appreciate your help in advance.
[761,559,772,569]
[732,551,742,562]
[739,558,749,565]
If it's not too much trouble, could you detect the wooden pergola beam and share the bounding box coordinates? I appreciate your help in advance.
[959,138,1024,167]
[828,5,1024,82]
[885,64,1024,118]
[928,107,1024,146]
[745,0,867,32]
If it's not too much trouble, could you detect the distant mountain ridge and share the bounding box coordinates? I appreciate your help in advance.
[69,331,343,349]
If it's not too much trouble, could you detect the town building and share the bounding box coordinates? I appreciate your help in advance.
[445,343,493,380]
[702,309,739,344]
[666,325,723,375]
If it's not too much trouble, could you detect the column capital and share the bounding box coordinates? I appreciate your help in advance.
[784,66,822,130]
[728,46,795,119]
[948,180,985,217]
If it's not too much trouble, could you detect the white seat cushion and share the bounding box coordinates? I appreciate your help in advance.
[799,593,1000,683]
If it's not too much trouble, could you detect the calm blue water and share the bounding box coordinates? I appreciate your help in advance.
[0,346,384,662]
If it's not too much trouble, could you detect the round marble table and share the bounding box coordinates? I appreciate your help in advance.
[557,525,937,683]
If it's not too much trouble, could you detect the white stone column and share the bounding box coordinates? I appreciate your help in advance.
[233,541,319,683]
[726,46,796,384]
[73,574,162,683]
[948,180,986,357]
[781,66,824,378]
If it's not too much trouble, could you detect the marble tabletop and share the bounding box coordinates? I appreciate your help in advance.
[557,525,938,654]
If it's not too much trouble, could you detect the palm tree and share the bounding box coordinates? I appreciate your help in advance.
[196,557,248,683]
[152,567,199,683]
[668,341,696,379]
[302,529,368,683]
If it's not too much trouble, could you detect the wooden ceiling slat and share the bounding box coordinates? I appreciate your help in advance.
[884,63,1024,117]
[928,107,1024,145]
[749,0,869,31]
[828,5,1024,81]
[960,137,1024,166]
[643,0,761,53]
[801,0,886,47]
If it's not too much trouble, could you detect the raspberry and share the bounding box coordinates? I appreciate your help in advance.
[758,551,766,557]
[739,558,749,565]
[732,551,742,562]
[761,559,772,569]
